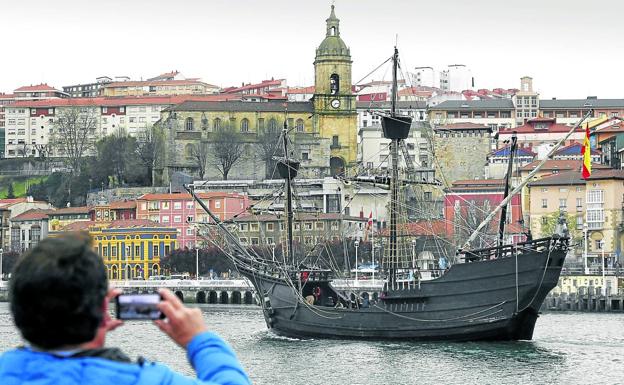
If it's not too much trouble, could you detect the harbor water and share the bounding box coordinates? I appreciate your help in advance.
[1,303,623,385]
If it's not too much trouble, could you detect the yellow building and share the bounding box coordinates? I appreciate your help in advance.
[158,5,357,182]
[49,219,177,280]
[553,275,619,296]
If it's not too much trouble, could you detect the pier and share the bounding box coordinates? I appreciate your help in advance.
[0,279,383,305]
[544,287,624,312]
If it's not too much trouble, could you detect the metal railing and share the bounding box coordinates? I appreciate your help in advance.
[109,279,253,289]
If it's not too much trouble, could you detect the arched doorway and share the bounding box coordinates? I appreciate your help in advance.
[175,291,184,302]
[232,291,242,304]
[220,291,229,304]
[196,291,206,304]
[209,291,218,304]
[152,264,160,277]
[330,156,345,176]
[111,265,119,280]
[244,291,254,305]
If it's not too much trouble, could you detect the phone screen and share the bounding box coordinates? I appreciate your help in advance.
[116,293,163,320]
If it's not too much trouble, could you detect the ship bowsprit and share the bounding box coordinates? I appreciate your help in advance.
[242,237,567,341]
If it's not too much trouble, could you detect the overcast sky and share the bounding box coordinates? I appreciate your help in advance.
[2,0,623,98]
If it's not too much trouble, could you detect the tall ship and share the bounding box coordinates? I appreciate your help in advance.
[186,8,592,341]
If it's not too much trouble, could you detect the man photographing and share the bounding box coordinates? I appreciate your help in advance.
[0,233,251,385]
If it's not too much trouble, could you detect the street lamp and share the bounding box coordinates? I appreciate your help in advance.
[354,239,360,282]
[600,240,606,296]
[0,248,3,281]
[270,242,276,262]
[195,247,200,280]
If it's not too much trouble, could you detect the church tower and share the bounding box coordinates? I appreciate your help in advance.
[313,5,357,176]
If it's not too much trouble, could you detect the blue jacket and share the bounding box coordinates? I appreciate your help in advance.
[0,332,251,385]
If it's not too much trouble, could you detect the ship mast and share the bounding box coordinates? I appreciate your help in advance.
[498,133,517,248]
[381,47,412,290]
[277,121,300,266]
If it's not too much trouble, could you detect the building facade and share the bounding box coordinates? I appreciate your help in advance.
[9,209,50,252]
[50,219,177,280]
[433,123,493,183]
[136,192,251,249]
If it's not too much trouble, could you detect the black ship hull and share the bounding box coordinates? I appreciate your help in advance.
[239,238,567,341]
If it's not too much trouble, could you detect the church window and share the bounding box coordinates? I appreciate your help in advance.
[185,117,194,131]
[330,26,336,36]
[240,118,249,133]
[296,119,304,132]
[258,118,265,130]
[268,118,277,132]
[332,135,339,147]
[213,118,221,131]
[330,74,339,95]
[185,143,194,157]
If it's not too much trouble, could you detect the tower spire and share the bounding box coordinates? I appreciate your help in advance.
[326,5,340,37]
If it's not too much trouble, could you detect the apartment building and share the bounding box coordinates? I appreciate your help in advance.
[136,192,251,249]
[3,94,234,158]
[429,99,516,132]
[9,209,50,252]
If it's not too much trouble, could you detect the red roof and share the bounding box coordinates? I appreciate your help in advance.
[102,79,217,88]
[109,200,137,209]
[49,206,90,215]
[10,94,240,108]
[501,120,583,134]
[288,86,315,94]
[59,219,169,232]
[223,79,284,94]
[11,209,52,221]
[14,83,58,92]
[519,159,610,172]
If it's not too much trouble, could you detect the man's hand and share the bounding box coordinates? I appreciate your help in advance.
[155,288,208,348]
[103,288,123,332]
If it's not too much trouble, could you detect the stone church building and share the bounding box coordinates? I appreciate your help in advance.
[156,5,357,184]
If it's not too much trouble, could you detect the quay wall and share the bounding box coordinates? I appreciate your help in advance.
[544,286,624,312]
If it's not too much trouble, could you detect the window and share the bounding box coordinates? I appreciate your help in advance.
[542,217,548,224]
[162,201,169,209]
[332,135,339,147]
[250,223,259,231]
[595,240,603,250]
[586,190,604,229]
[185,117,194,131]
[102,107,108,113]
[559,199,567,209]
[174,202,182,209]
[153,245,159,256]
[135,245,141,257]
[315,222,324,230]
[542,199,548,208]
[302,152,309,161]
[174,215,182,223]
[251,237,259,245]
[576,215,583,230]
[213,118,221,131]
[215,201,221,209]
[111,246,117,257]
[258,118,264,130]
[268,118,277,132]
[186,201,194,209]
[103,246,108,257]
[576,198,583,210]
[240,118,249,133]
[186,228,193,235]
[330,74,339,95]
[304,222,313,230]
[239,223,248,231]
[266,223,274,231]
[162,215,170,223]
[296,119,304,132]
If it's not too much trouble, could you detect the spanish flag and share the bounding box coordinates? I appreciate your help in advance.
[582,124,592,179]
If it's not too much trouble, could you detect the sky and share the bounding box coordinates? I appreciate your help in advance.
[2,0,624,99]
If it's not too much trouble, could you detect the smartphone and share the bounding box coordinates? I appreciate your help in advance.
[115,293,164,320]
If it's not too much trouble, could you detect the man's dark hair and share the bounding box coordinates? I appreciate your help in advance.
[10,232,108,349]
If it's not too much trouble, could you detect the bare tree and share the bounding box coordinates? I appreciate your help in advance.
[209,126,246,180]
[189,140,210,180]
[256,127,282,178]
[50,106,98,175]
[135,124,164,186]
